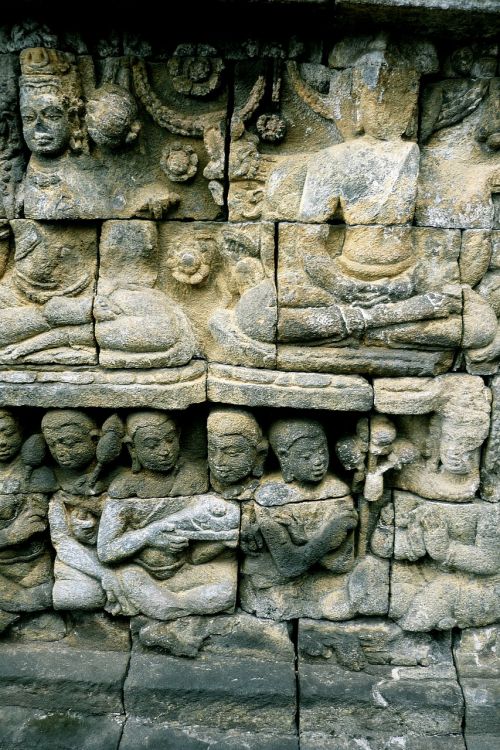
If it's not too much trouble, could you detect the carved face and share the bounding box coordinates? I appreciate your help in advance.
[208,433,258,486]
[44,422,96,469]
[0,414,22,462]
[20,89,71,156]
[68,506,99,545]
[285,435,329,484]
[133,419,180,472]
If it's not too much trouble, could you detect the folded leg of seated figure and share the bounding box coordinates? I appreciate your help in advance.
[0,325,95,364]
[279,290,463,344]
[115,560,236,621]
[52,560,106,611]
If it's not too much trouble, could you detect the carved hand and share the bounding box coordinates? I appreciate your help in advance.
[2,506,46,545]
[93,295,121,322]
[101,570,138,617]
[420,509,450,561]
[146,520,189,552]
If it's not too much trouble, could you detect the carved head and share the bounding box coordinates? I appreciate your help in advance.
[126,411,180,473]
[0,409,22,463]
[19,48,85,157]
[68,505,99,545]
[86,84,141,149]
[269,418,329,484]
[370,415,397,456]
[41,410,99,469]
[207,407,268,487]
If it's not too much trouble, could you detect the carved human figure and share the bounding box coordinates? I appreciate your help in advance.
[209,229,277,367]
[259,39,437,225]
[0,409,55,632]
[0,221,96,365]
[466,265,500,373]
[207,407,268,499]
[97,411,237,621]
[43,410,126,613]
[373,494,500,631]
[240,417,389,621]
[278,227,494,356]
[394,376,491,501]
[19,47,175,220]
[336,415,418,556]
[94,221,197,368]
[244,419,357,580]
[19,47,85,160]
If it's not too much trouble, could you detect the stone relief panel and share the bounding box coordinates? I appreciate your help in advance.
[0,18,497,749]
[276,223,469,376]
[0,384,496,638]
[0,221,97,366]
[19,46,229,220]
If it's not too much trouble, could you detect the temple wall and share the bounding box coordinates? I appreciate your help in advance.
[0,2,498,748]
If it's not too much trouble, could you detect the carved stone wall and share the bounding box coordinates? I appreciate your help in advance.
[0,2,498,749]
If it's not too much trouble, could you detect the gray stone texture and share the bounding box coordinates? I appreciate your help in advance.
[0,3,497,748]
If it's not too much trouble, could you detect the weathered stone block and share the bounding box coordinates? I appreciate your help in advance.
[298,618,464,748]
[124,612,297,744]
[0,706,124,750]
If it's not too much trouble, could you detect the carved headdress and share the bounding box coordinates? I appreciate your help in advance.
[19,47,86,153]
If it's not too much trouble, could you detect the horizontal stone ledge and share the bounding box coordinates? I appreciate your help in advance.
[208,364,373,410]
[121,718,299,750]
[278,346,454,378]
[0,644,129,714]
[337,0,499,11]
[0,362,207,410]
[0,706,125,750]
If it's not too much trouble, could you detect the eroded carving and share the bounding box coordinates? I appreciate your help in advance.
[0,409,55,633]
[0,221,97,365]
[240,416,389,621]
[95,221,196,369]
[375,492,500,631]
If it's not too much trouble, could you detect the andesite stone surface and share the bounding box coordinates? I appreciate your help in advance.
[0,3,498,748]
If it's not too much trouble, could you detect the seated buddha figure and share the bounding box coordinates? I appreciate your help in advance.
[0,220,96,365]
[0,409,56,633]
[279,227,495,356]
[94,220,197,368]
[262,38,436,225]
[97,411,238,621]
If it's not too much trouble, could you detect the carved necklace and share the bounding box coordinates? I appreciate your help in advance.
[13,269,91,304]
